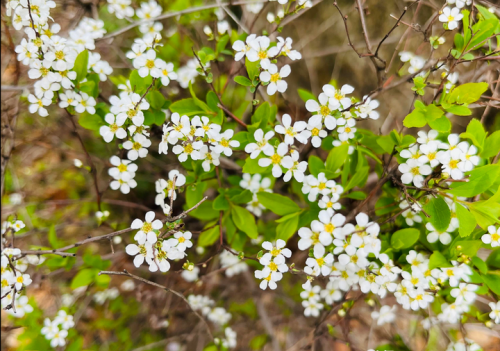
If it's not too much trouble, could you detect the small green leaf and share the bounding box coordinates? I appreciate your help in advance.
[447,82,489,105]
[423,196,451,233]
[257,192,301,216]
[428,251,452,270]
[147,90,166,110]
[481,130,500,158]
[234,76,252,86]
[73,50,89,83]
[231,205,258,239]
[170,98,206,116]
[308,155,324,177]
[198,225,220,246]
[326,144,349,173]
[71,268,97,289]
[298,88,316,103]
[455,203,477,237]
[460,118,486,150]
[391,228,420,250]
[276,215,299,241]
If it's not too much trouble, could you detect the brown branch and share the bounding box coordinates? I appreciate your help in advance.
[99,269,214,340]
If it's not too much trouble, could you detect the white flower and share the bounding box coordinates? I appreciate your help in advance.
[173,231,193,252]
[199,145,220,171]
[417,130,439,146]
[13,272,32,290]
[260,239,292,264]
[320,279,343,304]
[259,62,291,95]
[425,222,452,245]
[157,61,177,86]
[181,266,200,282]
[482,225,500,247]
[457,142,479,172]
[317,211,346,244]
[232,34,257,61]
[300,281,321,301]
[123,134,152,160]
[172,141,203,162]
[212,129,240,156]
[59,90,78,109]
[74,92,96,114]
[50,329,68,348]
[450,283,478,304]
[268,37,302,60]
[371,305,396,326]
[134,49,163,78]
[255,266,282,290]
[398,159,432,188]
[28,93,51,117]
[305,93,340,128]
[306,116,327,147]
[54,310,75,330]
[418,142,440,167]
[439,7,463,30]
[131,211,163,244]
[282,150,307,182]
[323,84,354,109]
[41,318,59,339]
[245,129,275,159]
[100,113,127,142]
[126,242,154,268]
[246,35,270,62]
[275,114,308,145]
[400,200,422,226]
[357,97,380,120]
[304,245,334,276]
[318,195,341,215]
[302,299,323,317]
[489,301,500,324]
[439,153,463,180]
[258,143,288,178]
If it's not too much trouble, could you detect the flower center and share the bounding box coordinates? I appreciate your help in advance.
[270,154,281,164]
[320,105,330,116]
[316,257,324,266]
[132,142,142,150]
[271,248,281,256]
[118,164,128,172]
[492,233,500,241]
[141,222,152,233]
[449,160,458,169]
[410,167,420,176]
[448,15,455,22]
[324,223,334,233]
[311,128,319,136]
[178,236,185,243]
[220,139,229,148]
[145,59,155,69]
[270,73,280,83]
[184,144,194,154]
[110,124,119,133]
[269,262,278,271]
[258,50,267,59]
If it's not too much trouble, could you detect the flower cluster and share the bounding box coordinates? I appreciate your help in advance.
[40,310,75,348]
[188,295,237,349]
[219,250,249,277]
[9,0,111,117]
[125,211,192,272]
[159,113,240,168]
[255,240,291,290]
[155,170,186,214]
[239,173,273,216]
[398,130,479,188]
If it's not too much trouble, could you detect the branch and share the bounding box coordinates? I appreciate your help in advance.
[98,0,268,41]
[99,269,213,340]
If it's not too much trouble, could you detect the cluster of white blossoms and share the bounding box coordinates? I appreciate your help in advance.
[159,113,240,169]
[445,338,482,351]
[93,287,119,305]
[266,0,313,24]
[40,310,75,348]
[155,170,186,214]
[9,0,112,117]
[254,240,291,290]
[398,130,479,188]
[239,173,273,216]
[188,295,237,349]
[219,250,249,277]
[1,220,44,318]
[108,156,139,195]
[371,305,397,326]
[232,34,302,95]
[108,0,164,39]
[125,211,192,272]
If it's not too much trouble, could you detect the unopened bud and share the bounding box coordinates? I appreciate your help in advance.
[485,320,493,328]
[366,299,375,307]
[338,309,346,317]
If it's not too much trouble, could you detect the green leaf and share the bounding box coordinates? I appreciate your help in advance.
[344,191,366,200]
[170,98,206,116]
[231,205,258,239]
[198,225,220,246]
[468,187,500,229]
[245,57,260,80]
[189,201,219,220]
[481,131,500,158]
[447,82,489,105]
[403,109,426,128]
[48,224,60,248]
[427,115,451,133]
[73,49,89,83]
[428,251,452,270]
[455,203,477,237]
[276,215,299,241]
[230,189,253,204]
[71,268,97,289]
[129,69,152,94]
[472,256,488,275]
[453,240,483,257]
[147,90,166,110]
[216,34,229,55]
[213,193,230,210]
[482,273,500,295]
[326,144,349,173]
[206,91,219,112]
[423,196,451,232]
[460,118,486,150]
[234,76,252,86]
[448,164,500,197]
[391,228,420,250]
[487,249,500,269]
[257,192,301,216]
[298,88,316,103]
[78,112,104,130]
[344,166,369,192]
[444,104,471,116]
[251,102,270,126]
[308,156,324,177]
